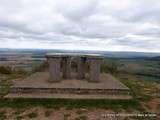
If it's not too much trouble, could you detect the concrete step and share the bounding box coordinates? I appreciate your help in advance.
[9,87,131,95]
[5,93,132,99]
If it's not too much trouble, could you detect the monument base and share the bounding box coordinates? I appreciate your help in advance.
[5,72,132,99]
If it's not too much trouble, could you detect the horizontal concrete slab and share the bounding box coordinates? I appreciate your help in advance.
[11,72,129,90]
[5,93,132,100]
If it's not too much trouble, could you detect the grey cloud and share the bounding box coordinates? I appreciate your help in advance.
[56,0,98,22]
[0,0,160,52]
[113,0,160,23]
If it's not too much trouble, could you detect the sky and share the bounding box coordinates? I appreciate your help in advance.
[0,0,160,52]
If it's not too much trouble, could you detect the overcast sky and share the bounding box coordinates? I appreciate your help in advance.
[0,0,160,52]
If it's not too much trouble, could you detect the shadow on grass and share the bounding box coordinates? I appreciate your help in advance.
[0,98,140,110]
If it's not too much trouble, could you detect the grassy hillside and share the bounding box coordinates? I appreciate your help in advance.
[103,57,160,82]
[0,57,160,119]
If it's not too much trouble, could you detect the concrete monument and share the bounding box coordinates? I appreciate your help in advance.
[46,53,103,82]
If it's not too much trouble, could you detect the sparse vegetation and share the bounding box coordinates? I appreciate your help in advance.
[0,98,140,110]
[14,68,29,75]
[0,66,28,75]
[0,82,11,98]
[101,62,118,74]
[32,61,48,72]
[76,109,87,115]
[0,66,12,74]
[16,116,24,120]
[0,111,6,120]
[13,108,25,115]
[64,113,71,120]
[44,110,52,117]
[75,115,88,120]
[27,112,37,118]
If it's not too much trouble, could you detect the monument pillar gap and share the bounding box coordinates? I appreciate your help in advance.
[89,57,102,82]
[47,57,61,82]
[77,57,86,79]
[62,56,71,79]
[46,53,103,82]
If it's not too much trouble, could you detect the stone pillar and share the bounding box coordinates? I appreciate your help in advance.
[89,58,102,82]
[62,56,71,79]
[77,57,86,79]
[48,57,61,82]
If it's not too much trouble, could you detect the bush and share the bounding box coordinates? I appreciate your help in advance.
[0,66,12,74]
[27,112,37,118]
[32,61,48,72]
[101,62,118,75]
[14,69,28,75]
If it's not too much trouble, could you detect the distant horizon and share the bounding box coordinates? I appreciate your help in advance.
[1,47,160,54]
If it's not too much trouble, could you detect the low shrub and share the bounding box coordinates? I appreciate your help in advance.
[0,66,12,74]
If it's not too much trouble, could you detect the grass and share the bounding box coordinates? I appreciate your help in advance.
[27,112,37,118]
[117,73,155,100]
[0,111,6,120]
[115,72,160,112]
[157,104,160,112]
[136,95,153,102]
[0,83,11,98]
[16,116,24,120]
[76,109,87,115]
[13,108,25,115]
[44,110,52,117]
[105,57,160,81]
[64,113,71,120]
[0,70,30,98]
[0,98,140,110]
[75,115,88,120]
